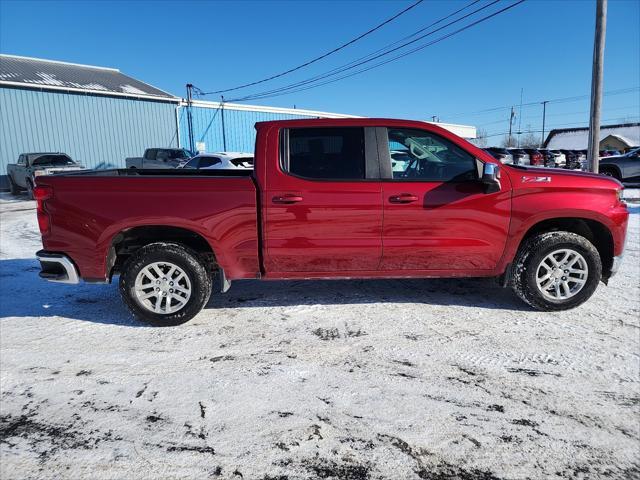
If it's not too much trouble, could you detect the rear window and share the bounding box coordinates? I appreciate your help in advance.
[284,127,365,180]
[32,155,74,166]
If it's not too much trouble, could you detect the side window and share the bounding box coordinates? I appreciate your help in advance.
[387,128,478,182]
[145,149,157,160]
[284,127,365,180]
[198,157,221,168]
[18,155,26,165]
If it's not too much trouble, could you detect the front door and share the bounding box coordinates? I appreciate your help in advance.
[379,127,511,271]
[263,126,383,273]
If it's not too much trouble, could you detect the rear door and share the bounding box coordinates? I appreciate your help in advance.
[378,126,511,271]
[263,126,383,273]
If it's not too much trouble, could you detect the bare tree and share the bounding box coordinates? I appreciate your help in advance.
[470,128,488,147]
[501,135,517,148]
[519,131,540,148]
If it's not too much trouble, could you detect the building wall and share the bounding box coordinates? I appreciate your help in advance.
[0,87,178,188]
[179,105,319,153]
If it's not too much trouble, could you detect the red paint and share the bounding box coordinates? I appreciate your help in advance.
[36,118,628,283]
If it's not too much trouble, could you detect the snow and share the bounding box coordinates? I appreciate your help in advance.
[546,125,640,150]
[1,191,639,479]
[120,84,147,95]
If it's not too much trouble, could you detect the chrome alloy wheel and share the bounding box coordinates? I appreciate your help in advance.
[134,262,192,314]
[535,249,589,301]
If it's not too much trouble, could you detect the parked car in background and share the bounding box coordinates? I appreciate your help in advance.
[181,152,254,170]
[484,147,513,164]
[574,150,588,170]
[522,149,545,167]
[6,152,85,198]
[551,150,567,168]
[537,149,559,168]
[560,150,582,170]
[126,148,194,169]
[599,147,640,181]
[509,149,530,166]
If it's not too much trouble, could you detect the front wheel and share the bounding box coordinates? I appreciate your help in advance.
[511,231,602,311]
[119,243,212,326]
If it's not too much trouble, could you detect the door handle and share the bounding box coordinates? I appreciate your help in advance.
[272,194,304,204]
[389,193,418,204]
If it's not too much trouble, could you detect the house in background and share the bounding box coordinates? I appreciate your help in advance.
[544,122,640,151]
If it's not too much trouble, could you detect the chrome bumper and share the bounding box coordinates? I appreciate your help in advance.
[36,251,80,284]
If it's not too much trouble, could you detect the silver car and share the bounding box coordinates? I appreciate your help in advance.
[599,147,640,181]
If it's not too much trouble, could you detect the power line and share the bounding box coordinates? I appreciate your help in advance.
[228,0,523,102]
[202,0,425,95]
[444,86,639,119]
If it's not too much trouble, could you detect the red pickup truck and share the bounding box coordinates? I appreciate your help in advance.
[34,118,629,325]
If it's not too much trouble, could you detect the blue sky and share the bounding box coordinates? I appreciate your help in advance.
[1,0,638,142]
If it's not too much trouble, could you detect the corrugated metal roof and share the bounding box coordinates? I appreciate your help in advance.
[0,54,177,100]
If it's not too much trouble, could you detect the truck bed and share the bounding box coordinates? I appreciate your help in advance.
[55,168,254,178]
[35,171,259,281]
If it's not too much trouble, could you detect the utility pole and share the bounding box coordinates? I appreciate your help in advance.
[540,100,548,147]
[517,88,523,147]
[431,115,437,122]
[508,106,515,146]
[186,84,195,153]
[587,0,607,173]
[220,96,227,152]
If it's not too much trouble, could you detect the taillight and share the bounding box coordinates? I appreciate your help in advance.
[34,185,53,235]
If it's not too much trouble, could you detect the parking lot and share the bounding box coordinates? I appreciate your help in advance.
[0,191,639,480]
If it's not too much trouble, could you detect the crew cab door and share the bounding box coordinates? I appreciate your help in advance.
[14,155,28,187]
[263,126,383,273]
[378,126,511,271]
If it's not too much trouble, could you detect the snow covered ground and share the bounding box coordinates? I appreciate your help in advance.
[1,191,638,480]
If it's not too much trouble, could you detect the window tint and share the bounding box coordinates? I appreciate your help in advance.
[387,128,477,182]
[145,149,157,160]
[198,157,221,168]
[286,127,365,180]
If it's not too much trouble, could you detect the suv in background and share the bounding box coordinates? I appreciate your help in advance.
[522,149,545,167]
[509,149,530,166]
[485,147,513,164]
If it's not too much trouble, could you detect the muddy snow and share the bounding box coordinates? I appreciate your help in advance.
[1,191,638,480]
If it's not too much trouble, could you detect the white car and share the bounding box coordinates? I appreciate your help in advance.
[181,152,254,170]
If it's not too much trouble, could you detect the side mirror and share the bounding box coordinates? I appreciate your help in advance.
[482,163,501,194]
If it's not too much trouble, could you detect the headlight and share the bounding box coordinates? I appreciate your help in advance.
[34,170,47,177]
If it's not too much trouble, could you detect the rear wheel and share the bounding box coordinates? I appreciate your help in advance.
[511,231,602,311]
[119,243,212,326]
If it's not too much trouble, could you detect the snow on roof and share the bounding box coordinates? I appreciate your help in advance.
[545,123,640,149]
[0,54,177,99]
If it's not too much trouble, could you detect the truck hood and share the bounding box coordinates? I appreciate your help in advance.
[504,164,623,191]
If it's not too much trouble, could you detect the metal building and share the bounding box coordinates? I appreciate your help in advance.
[0,54,181,188]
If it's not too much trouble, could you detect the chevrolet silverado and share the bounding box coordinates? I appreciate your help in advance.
[34,118,629,325]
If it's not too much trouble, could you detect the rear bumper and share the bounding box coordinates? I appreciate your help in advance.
[36,250,80,284]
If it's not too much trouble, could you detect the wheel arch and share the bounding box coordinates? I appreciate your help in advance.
[107,225,219,280]
[513,216,614,280]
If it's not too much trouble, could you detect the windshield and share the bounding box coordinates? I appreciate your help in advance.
[32,155,75,166]
[168,149,193,159]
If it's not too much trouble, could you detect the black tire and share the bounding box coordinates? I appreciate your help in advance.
[119,243,212,326]
[600,167,621,181]
[511,231,602,311]
[8,175,20,195]
[26,180,35,200]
